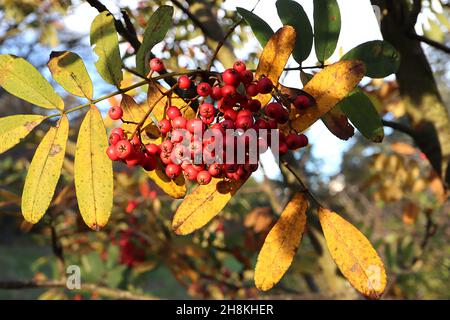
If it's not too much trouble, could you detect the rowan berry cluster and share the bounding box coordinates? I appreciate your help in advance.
[106,58,313,185]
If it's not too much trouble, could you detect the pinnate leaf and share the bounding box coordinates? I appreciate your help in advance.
[22,115,69,224]
[318,207,387,299]
[255,26,297,107]
[313,0,341,63]
[136,6,174,75]
[254,192,308,291]
[290,60,366,132]
[276,0,313,64]
[75,106,113,230]
[0,54,64,110]
[172,178,246,235]
[0,115,45,155]
[342,40,400,78]
[90,12,123,87]
[48,51,93,99]
[236,7,274,47]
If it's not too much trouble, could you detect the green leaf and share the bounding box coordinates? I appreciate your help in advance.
[236,7,274,47]
[0,115,45,155]
[0,55,64,110]
[22,115,69,224]
[74,105,113,230]
[342,40,400,78]
[136,5,174,75]
[339,89,384,142]
[313,0,341,63]
[90,12,123,87]
[48,51,94,99]
[276,0,313,64]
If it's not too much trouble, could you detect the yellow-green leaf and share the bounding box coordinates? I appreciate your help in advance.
[254,192,308,291]
[22,115,69,224]
[0,54,64,110]
[147,164,186,199]
[318,207,387,299]
[0,114,45,155]
[74,106,113,230]
[172,178,245,235]
[255,26,296,107]
[48,51,93,99]
[290,60,366,132]
[90,12,123,87]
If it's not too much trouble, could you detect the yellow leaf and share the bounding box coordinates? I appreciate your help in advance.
[0,114,45,155]
[318,208,387,299]
[147,163,186,199]
[255,26,296,107]
[172,178,245,235]
[290,60,366,132]
[254,192,308,291]
[22,115,69,224]
[74,106,113,230]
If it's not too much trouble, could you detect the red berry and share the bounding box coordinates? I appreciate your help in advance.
[279,142,289,155]
[171,129,186,143]
[160,151,172,165]
[244,163,258,172]
[224,109,238,122]
[237,109,253,119]
[265,102,285,119]
[165,164,182,179]
[244,99,261,112]
[208,163,222,177]
[254,119,268,130]
[178,75,191,89]
[192,164,205,171]
[211,86,222,100]
[225,164,238,173]
[109,133,121,145]
[222,68,241,86]
[172,116,187,129]
[161,140,174,153]
[199,103,215,118]
[125,150,143,167]
[197,170,212,185]
[257,77,273,94]
[108,106,123,120]
[167,106,182,120]
[221,84,236,98]
[111,127,125,139]
[197,82,212,97]
[149,58,164,72]
[183,165,198,181]
[106,145,119,161]
[202,116,215,125]
[293,95,311,110]
[240,70,254,84]
[146,143,160,156]
[246,83,258,97]
[186,118,204,134]
[267,119,278,129]
[233,60,246,73]
[115,140,133,159]
[286,133,308,150]
[157,118,171,135]
[130,135,141,148]
[141,154,157,171]
[220,119,235,130]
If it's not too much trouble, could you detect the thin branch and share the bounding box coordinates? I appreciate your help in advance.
[0,280,157,300]
[171,0,214,39]
[382,119,418,138]
[409,33,450,54]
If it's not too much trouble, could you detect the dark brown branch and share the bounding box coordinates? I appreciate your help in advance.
[409,33,450,54]
[171,0,214,39]
[382,119,418,138]
[0,279,157,300]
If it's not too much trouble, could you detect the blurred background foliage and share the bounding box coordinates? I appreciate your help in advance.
[0,0,449,299]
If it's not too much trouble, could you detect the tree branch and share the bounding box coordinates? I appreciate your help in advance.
[0,279,157,300]
[382,119,418,138]
[409,33,450,54]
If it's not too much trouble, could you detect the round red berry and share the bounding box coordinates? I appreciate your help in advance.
[158,119,172,134]
[211,86,222,100]
[106,145,119,161]
[108,106,123,120]
[141,154,157,171]
[165,164,182,179]
[221,84,236,98]
[257,77,273,94]
[178,75,191,89]
[172,116,187,129]
[197,170,212,185]
[233,61,246,73]
[222,68,241,86]
[109,133,121,145]
[197,82,212,97]
[240,70,254,84]
[199,103,215,118]
[244,99,261,112]
[115,140,133,159]
[111,127,125,139]
[183,165,198,181]
[167,106,182,120]
[149,58,164,73]
[293,95,310,110]
[246,83,258,97]
[224,109,238,121]
[186,118,204,134]
[146,143,160,156]
[161,140,174,153]
[208,163,222,177]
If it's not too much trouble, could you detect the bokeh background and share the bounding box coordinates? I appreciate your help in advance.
[0,0,449,299]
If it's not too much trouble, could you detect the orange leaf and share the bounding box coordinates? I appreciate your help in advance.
[172,178,245,235]
[290,60,366,132]
[254,26,296,107]
[254,192,308,291]
[318,208,387,299]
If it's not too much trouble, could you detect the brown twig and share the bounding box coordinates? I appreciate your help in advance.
[382,119,418,138]
[408,33,450,54]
